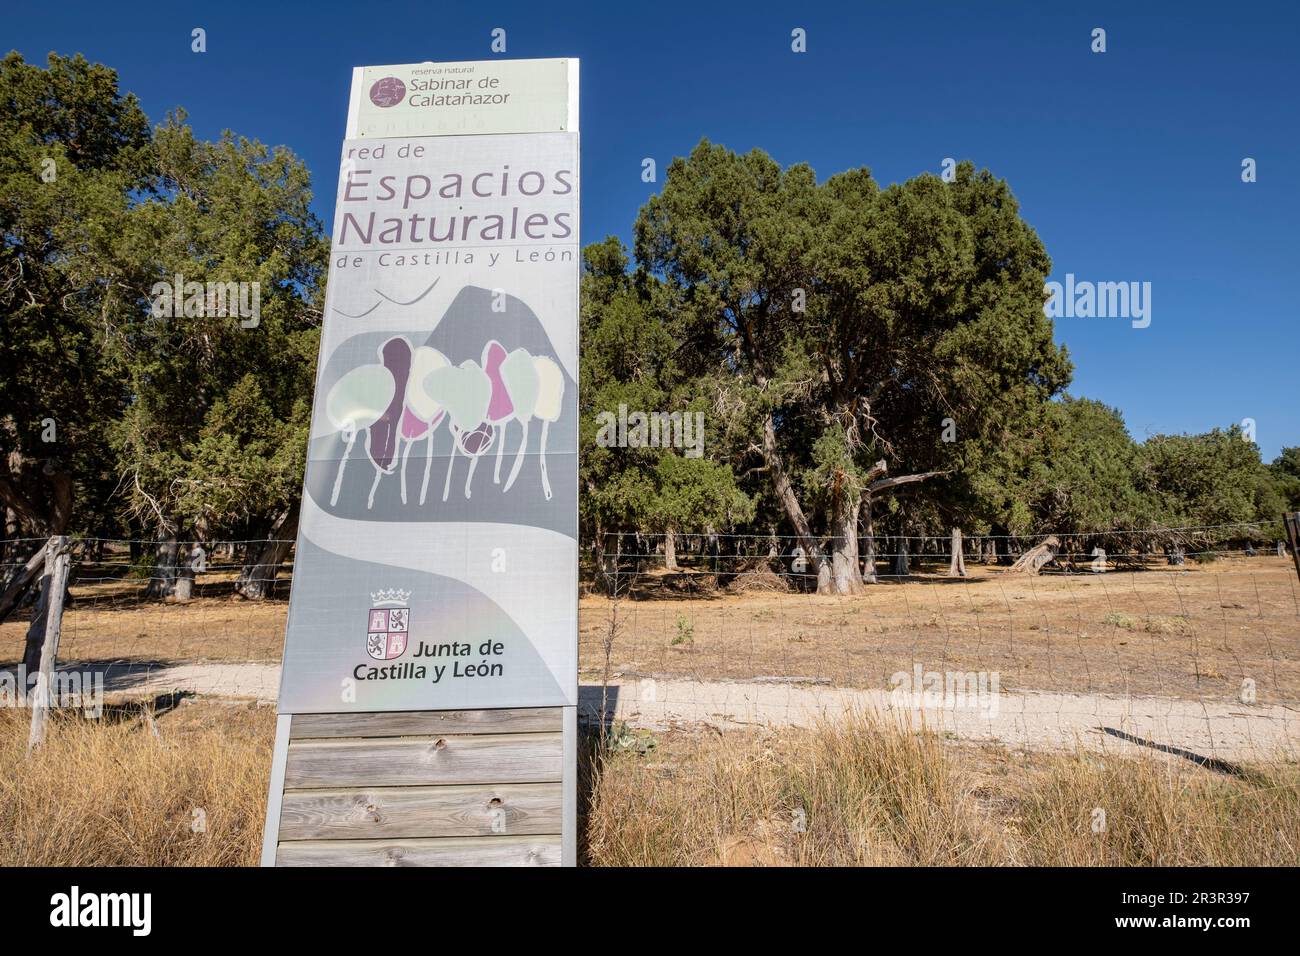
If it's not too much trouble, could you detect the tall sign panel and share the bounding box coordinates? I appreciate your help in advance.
[262,59,579,867]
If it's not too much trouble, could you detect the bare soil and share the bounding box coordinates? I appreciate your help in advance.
[580,557,1300,704]
[4,556,1297,707]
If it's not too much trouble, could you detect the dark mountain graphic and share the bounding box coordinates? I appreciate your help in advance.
[304,285,577,538]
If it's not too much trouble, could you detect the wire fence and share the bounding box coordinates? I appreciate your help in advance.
[581,524,1300,763]
[1,538,292,704]
[2,524,1298,763]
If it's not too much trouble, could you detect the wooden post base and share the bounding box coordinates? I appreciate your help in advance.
[262,706,576,866]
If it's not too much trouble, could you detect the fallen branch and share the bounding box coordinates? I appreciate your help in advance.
[1007,535,1061,574]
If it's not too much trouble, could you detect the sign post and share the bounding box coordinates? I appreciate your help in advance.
[262,58,580,866]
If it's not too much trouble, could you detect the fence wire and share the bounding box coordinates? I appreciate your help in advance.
[2,525,1298,763]
[581,525,1300,764]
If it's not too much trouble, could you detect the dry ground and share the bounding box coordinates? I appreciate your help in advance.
[0,571,291,663]
[580,557,1300,704]
[4,557,1296,709]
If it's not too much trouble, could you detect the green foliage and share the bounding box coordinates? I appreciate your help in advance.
[1027,398,1153,537]
[1,51,325,544]
[0,52,150,534]
[1270,447,1300,512]
[3,58,1290,567]
[1138,428,1265,527]
[580,237,751,544]
[108,115,326,538]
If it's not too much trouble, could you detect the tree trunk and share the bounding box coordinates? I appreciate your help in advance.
[663,525,678,571]
[861,496,879,584]
[0,544,46,624]
[145,530,180,598]
[1009,535,1061,574]
[236,506,299,600]
[760,414,831,592]
[892,533,910,577]
[173,551,196,603]
[948,526,967,577]
[828,487,863,595]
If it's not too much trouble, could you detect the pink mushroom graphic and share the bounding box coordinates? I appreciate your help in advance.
[492,345,564,501]
[398,345,450,505]
[481,341,531,486]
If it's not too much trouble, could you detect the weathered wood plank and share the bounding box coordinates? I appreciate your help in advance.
[278,782,562,840]
[276,835,562,867]
[284,733,563,788]
[290,707,560,739]
[28,537,71,752]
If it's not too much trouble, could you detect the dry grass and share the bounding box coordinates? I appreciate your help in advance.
[0,702,274,866]
[582,712,1300,867]
[0,696,1297,868]
[1011,752,1300,865]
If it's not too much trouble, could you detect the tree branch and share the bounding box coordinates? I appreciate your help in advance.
[869,470,947,494]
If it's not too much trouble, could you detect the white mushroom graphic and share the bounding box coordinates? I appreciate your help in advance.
[324,364,395,507]
[525,354,564,501]
[422,359,492,501]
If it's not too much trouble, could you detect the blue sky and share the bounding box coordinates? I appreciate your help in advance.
[5,0,1297,458]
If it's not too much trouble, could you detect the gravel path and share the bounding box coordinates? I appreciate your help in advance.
[577,677,1300,762]
[23,661,1297,762]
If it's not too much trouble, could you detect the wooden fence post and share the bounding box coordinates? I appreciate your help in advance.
[27,535,72,753]
[1284,513,1300,584]
[948,527,967,577]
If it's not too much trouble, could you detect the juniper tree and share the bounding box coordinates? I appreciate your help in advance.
[107,116,326,596]
[579,238,750,578]
[0,53,148,546]
[635,143,1070,593]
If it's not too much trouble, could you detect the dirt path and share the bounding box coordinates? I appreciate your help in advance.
[23,660,1295,763]
[578,677,1300,763]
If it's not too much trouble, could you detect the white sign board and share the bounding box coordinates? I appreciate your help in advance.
[277,58,579,716]
[263,58,580,868]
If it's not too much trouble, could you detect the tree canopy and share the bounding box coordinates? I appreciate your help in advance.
[2,56,1292,601]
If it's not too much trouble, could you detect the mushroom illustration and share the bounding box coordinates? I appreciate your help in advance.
[479,340,537,486]
[530,355,564,501]
[500,353,564,500]
[324,364,395,507]
[422,359,492,501]
[362,336,413,508]
[326,337,565,508]
[399,345,450,505]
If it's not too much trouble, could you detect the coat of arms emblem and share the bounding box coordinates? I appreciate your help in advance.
[366,588,411,660]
